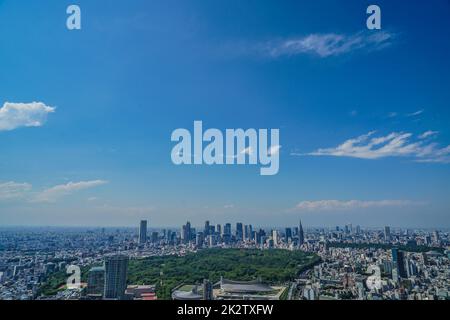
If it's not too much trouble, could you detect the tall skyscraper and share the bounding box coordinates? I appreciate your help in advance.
[384,226,391,242]
[181,221,192,244]
[203,279,213,300]
[216,224,222,236]
[196,232,204,248]
[224,223,231,236]
[272,230,278,246]
[391,248,407,280]
[236,223,243,241]
[299,220,305,246]
[87,266,105,296]
[104,255,129,300]
[285,228,292,242]
[139,220,147,244]
[204,220,210,236]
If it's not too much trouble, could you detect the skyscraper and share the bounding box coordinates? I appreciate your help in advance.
[139,220,147,244]
[104,255,129,300]
[216,224,222,236]
[285,228,292,242]
[204,220,210,236]
[87,266,105,296]
[224,223,231,236]
[203,279,213,300]
[384,226,391,242]
[299,220,305,246]
[236,223,243,241]
[391,248,407,280]
[272,230,278,246]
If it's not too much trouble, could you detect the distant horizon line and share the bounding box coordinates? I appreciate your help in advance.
[0,224,448,231]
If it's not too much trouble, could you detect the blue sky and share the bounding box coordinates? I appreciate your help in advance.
[0,0,449,228]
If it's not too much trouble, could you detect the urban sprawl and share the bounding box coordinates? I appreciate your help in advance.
[0,220,448,300]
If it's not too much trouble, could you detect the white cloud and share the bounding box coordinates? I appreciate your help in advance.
[264,31,394,58]
[33,180,108,203]
[268,145,281,156]
[419,131,438,139]
[293,200,422,211]
[407,109,424,117]
[299,131,450,163]
[387,112,398,118]
[0,181,32,200]
[224,204,235,209]
[0,102,55,131]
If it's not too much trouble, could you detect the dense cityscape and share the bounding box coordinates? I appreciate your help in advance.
[0,220,448,300]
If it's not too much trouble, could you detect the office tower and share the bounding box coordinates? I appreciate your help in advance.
[272,230,278,246]
[204,220,210,236]
[151,231,158,243]
[186,221,192,242]
[391,248,407,280]
[285,228,292,242]
[216,224,222,236]
[244,225,249,240]
[87,266,105,296]
[344,225,350,234]
[181,221,192,244]
[104,255,129,300]
[433,230,440,242]
[139,220,147,244]
[356,225,361,235]
[203,279,213,300]
[299,220,305,246]
[196,232,204,248]
[248,225,253,240]
[236,223,244,241]
[384,226,391,242]
[224,223,231,236]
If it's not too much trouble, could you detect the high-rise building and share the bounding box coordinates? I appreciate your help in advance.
[272,230,278,246]
[181,221,192,244]
[186,221,191,242]
[216,224,222,236]
[196,232,204,248]
[285,228,292,242]
[139,220,147,244]
[236,223,243,241]
[203,279,213,300]
[299,220,305,246]
[224,223,231,236]
[204,221,210,236]
[248,225,253,240]
[391,248,407,280]
[384,226,391,242]
[104,255,129,300]
[87,266,105,296]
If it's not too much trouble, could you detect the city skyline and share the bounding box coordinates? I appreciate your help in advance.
[1,0,450,228]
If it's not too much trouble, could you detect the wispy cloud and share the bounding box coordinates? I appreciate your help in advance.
[407,109,424,117]
[297,131,450,163]
[387,112,398,118]
[293,199,423,212]
[419,130,438,139]
[262,30,395,58]
[0,102,55,131]
[0,181,32,200]
[33,180,108,203]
